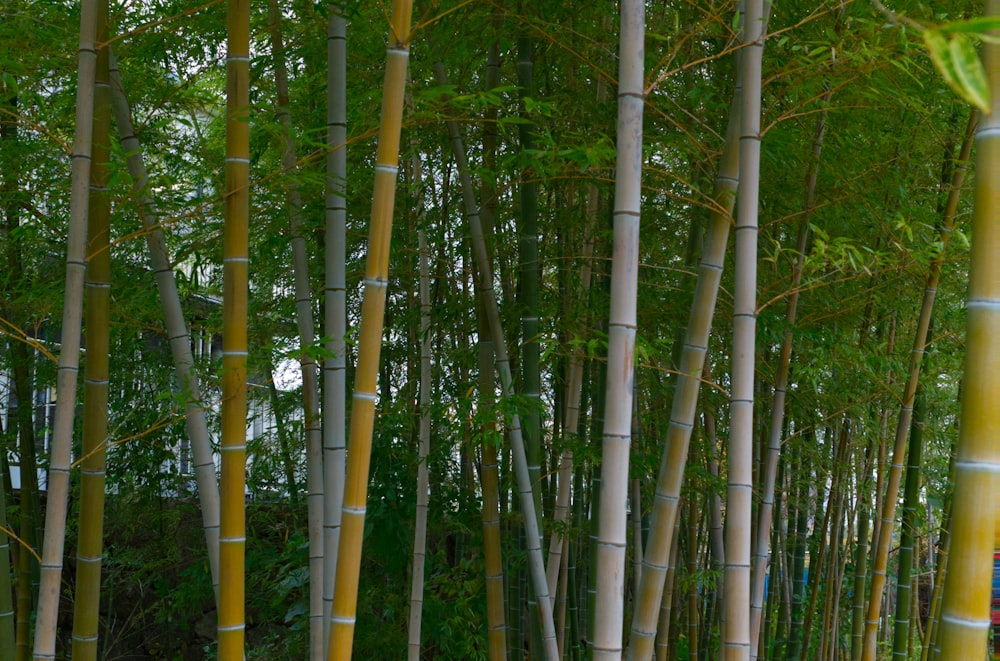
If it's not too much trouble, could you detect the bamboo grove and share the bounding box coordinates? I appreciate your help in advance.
[0,0,998,659]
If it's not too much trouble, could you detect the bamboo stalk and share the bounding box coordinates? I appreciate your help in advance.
[592,0,644,657]
[32,0,99,654]
[406,220,432,661]
[217,0,251,656]
[107,52,222,606]
[861,110,978,661]
[326,1,413,656]
[266,6,325,655]
[322,2,348,654]
[935,8,999,656]
[722,1,765,657]
[433,60,559,661]
[70,3,111,656]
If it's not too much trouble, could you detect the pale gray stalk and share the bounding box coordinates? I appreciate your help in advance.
[592,0,644,657]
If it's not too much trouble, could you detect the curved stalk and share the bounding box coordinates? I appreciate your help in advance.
[326,1,413,656]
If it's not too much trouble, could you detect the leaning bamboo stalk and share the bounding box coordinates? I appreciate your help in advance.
[433,61,560,661]
[626,37,743,661]
[405,146,432,661]
[861,111,978,661]
[326,1,413,657]
[108,52,222,607]
[218,0,251,656]
[322,3,348,653]
[722,1,765,658]
[32,0,99,655]
[749,96,829,658]
[545,75,606,604]
[71,5,111,657]
[935,9,999,657]
[592,0,644,656]
[266,6,325,656]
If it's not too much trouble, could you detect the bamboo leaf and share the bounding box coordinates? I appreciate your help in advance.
[923,30,990,111]
[947,34,990,111]
[940,16,1000,34]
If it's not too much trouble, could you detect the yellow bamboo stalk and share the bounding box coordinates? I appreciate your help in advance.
[32,0,99,655]
[936,6,999,657]
[218,0,250,657]
[326,1,412,657]
[70,3,111,657]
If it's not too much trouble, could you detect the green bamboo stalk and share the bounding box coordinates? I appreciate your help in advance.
[851,446,874,661]
[32,0,99,653]
[477,38,509,661]
[70,4,111,656]
[218,0,250,656]
[0,75,24,661]
[326,1,412,656]
[861,111,978,661]
[892,389,926,660]
[433,60,559,661]
[592,1,644,656]
[749,91,829,658]
[107,53,222,607]
[266,6,325,655]
[935,8,999,656]
[322,2,348,653]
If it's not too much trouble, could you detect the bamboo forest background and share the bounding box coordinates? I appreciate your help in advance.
[0,0,998,659]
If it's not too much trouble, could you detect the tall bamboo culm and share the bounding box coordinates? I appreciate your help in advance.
[935,6,999,657]
[406,221,431,661]
[218,0,250,656]
[592,0,644,656]
[32,0,99,655]
[70,3,111,657]
[266,5,325,656]
[326,1,412,657]
[433,61,560,661]
[723,0,764,658]
[627,23,745,661]
[861,110,978,661]
[322,2,348,654]
[108,53,222,605]
[477,38,509,661]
